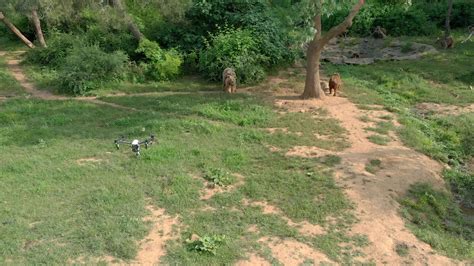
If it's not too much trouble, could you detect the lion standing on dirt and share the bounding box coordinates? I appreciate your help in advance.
[223,68,237,93]
[329,73,342,96]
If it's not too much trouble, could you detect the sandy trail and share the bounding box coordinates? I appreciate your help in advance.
[275,95,456,264]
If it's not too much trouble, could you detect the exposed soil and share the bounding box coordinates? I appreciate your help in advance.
[259,237,333,265]
[236,253,270,266]
[200,173,245,200]
[76,157,103,165]
[321,37,438,65]
[415,102,474,117]
[275,95,456,264]
[242,199,325,237]
[132,204,180,265]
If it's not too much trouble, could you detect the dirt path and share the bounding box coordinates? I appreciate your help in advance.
[1,52,137,111]
[275,95,456,264]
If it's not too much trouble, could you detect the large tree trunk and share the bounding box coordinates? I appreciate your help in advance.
[110,0,144,41]
[302,41,324,99]
[0,11,35,49]
[302,0,365,99]
[30,9,47,48]
[444,0,453,38]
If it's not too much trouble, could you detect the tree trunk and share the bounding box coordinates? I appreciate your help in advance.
[444,0,453,38]
[301,0,365,99]
[110,0,144,41]
[30,9,47,48]
[302,41,324,99]
[0,11,35,49]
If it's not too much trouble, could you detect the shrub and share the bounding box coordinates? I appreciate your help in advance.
[324,4,437,36]
[58,45,128,95]
[24,33,78,67]
[198,28,267,84]
[187,234,226,255]
[136,39,182,81]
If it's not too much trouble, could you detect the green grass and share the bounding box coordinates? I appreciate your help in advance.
[395,243,409,257]
[0,90,363,264]
[0,56,24,97]
[367,135,390,145]
[400,183,474,260]
[365,159,382,174]
[366,121,395,135]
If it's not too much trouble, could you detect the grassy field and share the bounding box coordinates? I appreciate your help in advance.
[0,90,366,264]
[0,56,25,97]
[1,33,473,263]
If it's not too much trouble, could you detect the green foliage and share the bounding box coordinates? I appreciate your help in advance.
[187,235,226,255]
[365,159,382,174]
[367,134,390,145]
[400,183,474,260]
[443,169,474,209]
[204,168,231,187]
[24,33,77,67]
[198,28,267,84]
[58,45,128,95]
[324,4,436,36]
[136,39,182,81]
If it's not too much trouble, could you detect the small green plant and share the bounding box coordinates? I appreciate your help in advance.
[379,115,393,120]
[204,167,231,187]
[367,135,390,145]
[187,234,226,255]
[395,242,409,257]
[365,159,382,174]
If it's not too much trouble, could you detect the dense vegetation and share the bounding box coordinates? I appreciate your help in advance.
[0,0,473,263]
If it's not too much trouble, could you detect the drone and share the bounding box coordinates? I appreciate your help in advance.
[114,135,156,157]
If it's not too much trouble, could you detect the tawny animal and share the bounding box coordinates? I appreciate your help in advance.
[222,68,237,93]
[437,36,454,49]
[329,73,342,97]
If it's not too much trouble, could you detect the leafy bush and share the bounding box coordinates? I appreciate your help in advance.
[24,33,78,67]
[325,4,436,36]
[187,234,226,255]
[198,28,267,84]
[156,0,295,68]
[136,39,182,81]
[58,45,128,95]
[204,167,231,187]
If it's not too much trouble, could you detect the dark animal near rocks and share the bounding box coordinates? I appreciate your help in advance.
[222,68,237,93]
[372,26,387,39]
[329,73,342,97]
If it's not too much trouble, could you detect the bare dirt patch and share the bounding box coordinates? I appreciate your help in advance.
[75,157,103,165]
[415,102,474,117]
[200,173,245,200]
[285,146,334,158]
[236,253,270,266]
[133,204,180,265]
[242,199,325,237]
[259,237,333,265]
[278,94,456,264]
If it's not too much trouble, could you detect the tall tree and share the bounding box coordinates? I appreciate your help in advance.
[301,0,365,99]
[0,11,35,48]
[110,0,144,41]
[444,0,453,39]
[30,8,47,47]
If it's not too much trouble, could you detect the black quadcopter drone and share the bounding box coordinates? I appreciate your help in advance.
[114,135,156,157]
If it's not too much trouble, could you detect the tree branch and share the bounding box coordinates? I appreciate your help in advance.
[321,0,365,45]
